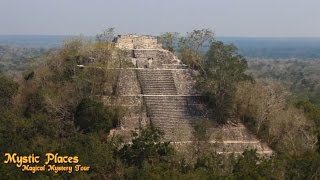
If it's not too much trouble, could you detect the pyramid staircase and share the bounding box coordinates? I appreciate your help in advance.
[136,69,272,154]
[137,69,199,141]
[111,34,272,155]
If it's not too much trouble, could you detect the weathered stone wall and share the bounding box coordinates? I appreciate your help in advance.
[133,49,181,68]
[114,34,162,49]
[116,69,149,129]
[117,69,141,95]
[172,69,198,95]
[103,69,149,132]
[115,35,183,69]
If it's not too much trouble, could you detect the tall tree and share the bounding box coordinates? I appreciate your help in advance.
[198,41,251,123]
[178,29,214,73]
[158,32,179,52]
[118,127,174,167]
[96,28,116,42]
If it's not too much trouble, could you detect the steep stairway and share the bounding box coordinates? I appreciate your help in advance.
[110,34,273,155]
[137,69,198,141]
[137,69,177,95]
[137,69,272,154]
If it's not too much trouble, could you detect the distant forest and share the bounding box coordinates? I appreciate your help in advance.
[217,37,320,59]
[1,35,320,57]
[1,35,320,76]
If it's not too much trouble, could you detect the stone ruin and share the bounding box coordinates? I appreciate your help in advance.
[106,34,272,155]
[114,34,162,49]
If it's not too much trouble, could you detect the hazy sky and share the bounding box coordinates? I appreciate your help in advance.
[0,0,319,37]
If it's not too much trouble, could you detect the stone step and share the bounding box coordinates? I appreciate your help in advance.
[144,96,187,99]
[147,105,201,109]
[142,85,175,88]
[147,104,203,109]
[144,92,177,94]
[145,103,201,107]
[143,87,177,90]
[142,81,175,84]
[138,69,173,72]
[143,92,178,95]
[139,76,174,79]
[151,115,198,120]
[162,64,187,69]
[151,118,193,125]
[139,79,174,82]
[140,72,173,74]
[138,70,173,74]
[153,127,191,133]
[137,68,197,142]
[150,113,203,118]
[145,96,201,100]
[149,112,191,117]
[141,81,175,84]
[172,141,271,153]
[151,117,199,125]
[143,89,177,92]
[140,76,173,79]
[143,90,177,93]
[208,127,260,141]
[212,142,271,152]
[151,116,195,122]
[149,107,187,111]
[151,122,195,129]
[140,80,175,83]
[143,86,175,88]
[142,86,176,89]
[152,122,191,129]
[149,108,186,111]
[143,75,174,78]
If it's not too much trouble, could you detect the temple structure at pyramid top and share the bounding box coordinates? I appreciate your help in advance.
[114,34,162,49]
[113,34,182,69]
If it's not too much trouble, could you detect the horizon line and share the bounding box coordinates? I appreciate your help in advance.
[1,34,320,39]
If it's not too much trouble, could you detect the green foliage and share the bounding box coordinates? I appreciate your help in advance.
[193,119,211,141]
[296,100,320,155]
[0,45,49,76]
[118,127,174,167]
[0,74,19,111]
[178,30,251,124]
[158,32,179,52]
[0,109,120,179]
[61,133,121,179]
[272,152,320,179]
[179,29,214,52]
[74,98,117,133]
[23,71,34,81]
[23,92,45,118]
[59,38,86,80]
[296,100,320,127]
[96,27,116,42]
[248,59,320,105]
[193,152,234,178]
[235,81,316,155]
[198,41,251,123]
[178,28,214,70]
[233,150,272,180]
